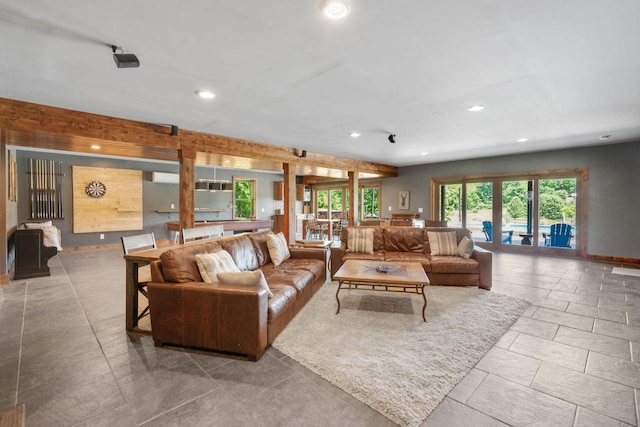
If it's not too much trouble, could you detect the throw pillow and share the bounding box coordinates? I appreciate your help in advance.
[428,231,458,256]
[457,236,474,259]
[346,228,374,254]
[41,226,63,250]
[266,232,290,266]
[216,270,273,298]
[24,221,53,229]
[195,251,240,283]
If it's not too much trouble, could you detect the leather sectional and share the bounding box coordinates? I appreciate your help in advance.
[147,231,326,361]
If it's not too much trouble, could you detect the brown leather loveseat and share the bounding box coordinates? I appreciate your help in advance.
[330,226,492,290]
[147,231,326,361]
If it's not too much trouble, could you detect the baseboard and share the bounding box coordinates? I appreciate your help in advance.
[584,253,640,266]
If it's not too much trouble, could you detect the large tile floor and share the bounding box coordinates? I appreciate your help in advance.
[1,249,639,426]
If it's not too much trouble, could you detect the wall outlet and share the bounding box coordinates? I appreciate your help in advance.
[99,234,104,240]
[261,208,264,212]
[170,203,175,209]
[418,207,423,213]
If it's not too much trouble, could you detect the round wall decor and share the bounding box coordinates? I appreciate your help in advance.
[85,181,107,198]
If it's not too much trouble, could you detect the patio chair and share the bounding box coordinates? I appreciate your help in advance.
[121,232,157,320]
[305,216,327,240]
[482,221,513,244]
[542,223,573,247]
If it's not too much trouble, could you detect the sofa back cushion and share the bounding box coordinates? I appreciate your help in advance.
[342,227,384,252]
[382,227,425,253]
[160,242,222,283]
[218,235,260,271]
[424,227,472,254]
[248,231,273,266]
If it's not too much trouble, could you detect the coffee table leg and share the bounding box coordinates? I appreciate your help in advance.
[421,285,427,322]
[336,280,342,314]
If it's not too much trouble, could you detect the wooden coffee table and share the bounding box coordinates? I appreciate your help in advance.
[333,259,430,321]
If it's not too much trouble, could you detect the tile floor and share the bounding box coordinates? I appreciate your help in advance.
[0,250,639,426]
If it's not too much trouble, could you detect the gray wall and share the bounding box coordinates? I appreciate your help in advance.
[15,150,283,248]
[382,141,640,259]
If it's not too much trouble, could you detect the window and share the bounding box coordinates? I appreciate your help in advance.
[432,169,585,256]
[361,183,380,220]
[233,177,256,219]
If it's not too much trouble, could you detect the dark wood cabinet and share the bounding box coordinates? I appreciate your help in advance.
[391,213,419,226]
[274,182,284,201]
[13,229,58,279]
[272,214,285,234]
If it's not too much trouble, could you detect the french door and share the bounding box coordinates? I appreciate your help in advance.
[433,169,585,257]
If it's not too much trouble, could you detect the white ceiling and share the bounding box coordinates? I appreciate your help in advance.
[1,0,639,167]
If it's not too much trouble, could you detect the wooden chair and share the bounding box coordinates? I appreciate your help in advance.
[333,219,349,241]
[121,232,157,321]
[181,224,225,244]
[542,223,573,247]
[305,217,327,240]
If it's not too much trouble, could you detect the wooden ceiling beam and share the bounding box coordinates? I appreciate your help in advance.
[0,98,397,178]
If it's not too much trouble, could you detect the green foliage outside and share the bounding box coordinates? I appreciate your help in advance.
[234,180,253,218]
[442,178,576,225]
[362,187,379,218]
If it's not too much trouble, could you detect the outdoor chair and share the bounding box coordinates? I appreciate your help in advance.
[482,221,513,244]
[121,232,157,320]
[542,223,573,247]
[306,217,327,240]
[181,224,225,244]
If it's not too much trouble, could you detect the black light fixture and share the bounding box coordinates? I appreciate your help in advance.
[300,150,307,158]
[112,45,140,68]
[388,134,396,143]
[170,125,179,136]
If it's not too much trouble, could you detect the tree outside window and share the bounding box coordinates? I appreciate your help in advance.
[234,178,256,219]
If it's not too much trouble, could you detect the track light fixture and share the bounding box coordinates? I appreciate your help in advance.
[112,45,140,68]
[388,134,396,143]
[300,150,307,158]
[170,125,179,136]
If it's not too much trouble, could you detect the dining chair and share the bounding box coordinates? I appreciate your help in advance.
[121,232,157,321]
[181,224,225,244]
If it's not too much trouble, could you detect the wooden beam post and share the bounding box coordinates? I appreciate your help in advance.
[349,171,359,226]
[179,147,196,235]
[283,163,297,243]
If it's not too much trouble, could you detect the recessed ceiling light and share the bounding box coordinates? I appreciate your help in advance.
[517,138,529,143]
[91,144,101,149]
[467,105,485,112]
[420,152,428,155]
[350,132,361,137]
[320,0,351,19]
[599,134,611,140]
[195,90,216,99]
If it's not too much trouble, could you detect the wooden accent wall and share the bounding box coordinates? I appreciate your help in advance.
[72,166,142,233]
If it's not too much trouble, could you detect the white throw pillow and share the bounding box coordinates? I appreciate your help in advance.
[266,232,290,266]
[216,270,273,298]
[24,221,53,229]
[457,236,474,259]
[428,231,458,256]
[42,226,63,250]
[195,251,240,283]
[346,228,374,254]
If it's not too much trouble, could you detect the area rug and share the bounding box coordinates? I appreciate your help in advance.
[272,283,529,427]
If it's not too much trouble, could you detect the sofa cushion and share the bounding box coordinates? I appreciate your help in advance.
[383,227,425,253]
[457,236,474,259]
[383,252,431,272]
[267,284,297,322]
[261,268,315,295]
[216,270,273,298]
[342,251,385,263]
[160,242,222,283]
[347,227,374,254]
[195,251,240,283]
[277,258,325,282]
[430,256,479,273]
[427,231,458,256]
[218,235,260,271]
[249,231,273,266]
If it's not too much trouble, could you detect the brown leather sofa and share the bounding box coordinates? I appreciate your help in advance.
[147,231,326,361]
[330,226,492,290]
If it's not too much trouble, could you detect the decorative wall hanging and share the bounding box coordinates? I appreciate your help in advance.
[399,190,410,210]
[85,181,107,198]
[8,151,18,202]
[27,158,64,219]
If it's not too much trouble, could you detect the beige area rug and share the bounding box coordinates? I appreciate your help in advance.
[272,283,530,427]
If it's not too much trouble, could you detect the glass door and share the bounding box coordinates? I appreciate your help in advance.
[465,182,493,243]
[538,178,577,253]
[501,179,533,246]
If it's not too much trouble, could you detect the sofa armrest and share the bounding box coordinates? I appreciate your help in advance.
[289,247,326,261]
[148,281,269,360]
[471,246,493,290]
[330,242,347,279]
